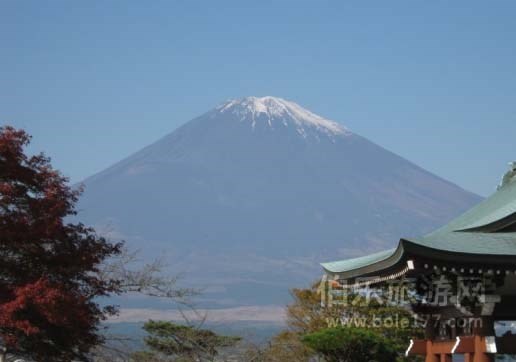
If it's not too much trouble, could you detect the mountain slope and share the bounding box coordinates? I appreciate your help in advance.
[78,96,481,306]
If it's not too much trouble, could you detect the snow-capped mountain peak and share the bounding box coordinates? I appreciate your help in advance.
[79,96,481,308]
[216,96,350,137]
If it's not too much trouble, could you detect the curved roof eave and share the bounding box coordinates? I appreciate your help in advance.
[405,230,516,257]
[428,179,516,234]
[320,168,516,279]
[321,243,405,278]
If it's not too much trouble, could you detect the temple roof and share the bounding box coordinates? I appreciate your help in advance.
[322,163,516,275]
[320,248,397,276]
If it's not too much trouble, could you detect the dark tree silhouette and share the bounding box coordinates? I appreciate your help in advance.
[302,327,398,362]
[131,320,241,362]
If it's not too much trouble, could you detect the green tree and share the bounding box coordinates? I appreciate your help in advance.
[250,282,422,361]
[302,327,398,362]
[244,330,313,362]
[131,320,241,362]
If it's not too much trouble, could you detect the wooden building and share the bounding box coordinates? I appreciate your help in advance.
[321,163,516,362]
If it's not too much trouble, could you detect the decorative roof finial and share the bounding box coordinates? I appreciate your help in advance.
[498,161,516,190]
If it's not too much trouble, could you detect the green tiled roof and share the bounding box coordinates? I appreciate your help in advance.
[321,249,397,274]
[322,166,516,274]
[431,177,516,232]
[406,178,516,254]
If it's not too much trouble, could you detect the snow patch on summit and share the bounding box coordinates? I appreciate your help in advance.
[216,96,350,138]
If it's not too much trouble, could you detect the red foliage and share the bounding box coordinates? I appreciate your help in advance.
[0,126,122,361]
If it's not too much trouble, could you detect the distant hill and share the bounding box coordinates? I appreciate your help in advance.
[78,96,481,307]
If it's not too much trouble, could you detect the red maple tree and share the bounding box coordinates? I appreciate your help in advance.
[0,126,122,361]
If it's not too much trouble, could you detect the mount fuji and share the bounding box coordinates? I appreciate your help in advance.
[78,96,480,307]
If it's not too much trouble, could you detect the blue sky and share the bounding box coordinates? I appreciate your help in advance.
[2,0,515,196]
